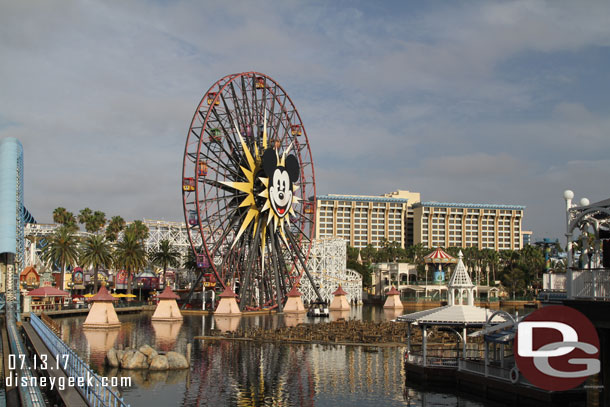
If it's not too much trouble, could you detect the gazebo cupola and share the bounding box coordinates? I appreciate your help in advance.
[447,250,474,306]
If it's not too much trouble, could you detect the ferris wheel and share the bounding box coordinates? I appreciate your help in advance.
[182,72,322,311]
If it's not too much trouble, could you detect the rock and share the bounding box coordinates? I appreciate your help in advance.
[120,350,135,366]
[147,349,158,365]
[149,355,169,371]
[122,350,149,369]
[166,351,189,370]
[116,349,125,363]
[139,344,156,358]
[106,348,119,368]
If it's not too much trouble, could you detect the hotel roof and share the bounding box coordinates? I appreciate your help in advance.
[317,194,409,204]
[413,201,525,210]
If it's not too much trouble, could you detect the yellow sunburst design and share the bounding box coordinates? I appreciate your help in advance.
[220,110,300,257]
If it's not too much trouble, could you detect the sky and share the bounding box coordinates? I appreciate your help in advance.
[1,0,609,240]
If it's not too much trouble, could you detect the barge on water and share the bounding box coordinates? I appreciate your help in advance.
[397,249,587,406]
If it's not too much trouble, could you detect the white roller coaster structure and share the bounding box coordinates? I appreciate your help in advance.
[300,238,363,304]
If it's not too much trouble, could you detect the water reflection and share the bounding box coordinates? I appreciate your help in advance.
[383,308,404,321]
[83,328,120,370]
[329,310,351,321]
[213,316,241,333]
[57,309,485,407]
[151,320,183,351]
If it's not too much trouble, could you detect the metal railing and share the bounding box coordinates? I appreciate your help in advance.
[459,359,516,382]
[40,313,61,336]
[29,313,129,407]
[6,319,46,407]
[572,269,610,300]
[406,353,458,368]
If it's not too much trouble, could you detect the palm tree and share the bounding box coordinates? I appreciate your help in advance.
[78,208,107,234]
[78,208,93,228]
[486,249,500,285]
[80,234,114,292]
[150,240,181,289]
[105,215,126,242]
[53,207,78,232]
[41,225,80,291]
[114,230,147,295]
[90,211,107,234]
[127,220,149,242]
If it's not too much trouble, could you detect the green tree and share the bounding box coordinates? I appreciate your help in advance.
[78,208,93,227]
[114,230,147,295]
[346,245,360,263]
[78,208,107,234]
[126,220,149,242]
[483,248,500,285]
[53,207,78,232]
[41,225,80,291]
[80,234,114,293]
[150,240,181,289]
[502,267,526,299]
[360,244,377,264]
[105,215,126,242]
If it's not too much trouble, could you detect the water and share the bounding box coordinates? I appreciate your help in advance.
[56,307,487,407]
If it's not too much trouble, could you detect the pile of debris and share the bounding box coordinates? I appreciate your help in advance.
[210,319,410,344]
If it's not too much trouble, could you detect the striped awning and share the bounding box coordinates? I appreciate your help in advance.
[424,247,457,264]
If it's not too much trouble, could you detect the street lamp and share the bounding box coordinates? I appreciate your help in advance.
[137,280,144,302]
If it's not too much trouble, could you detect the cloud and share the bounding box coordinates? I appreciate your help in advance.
[1,0,609,242]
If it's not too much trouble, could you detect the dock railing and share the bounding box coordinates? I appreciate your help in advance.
[459,359,518,383]
[29,312,129,407]
[406,353,458,368]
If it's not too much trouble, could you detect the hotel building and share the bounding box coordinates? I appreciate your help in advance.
[315,191,420,249]
[412,202,525,250]
[315,191,526,251]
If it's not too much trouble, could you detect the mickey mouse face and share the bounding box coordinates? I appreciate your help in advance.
[263,148,300,219]
[270,168,292,216]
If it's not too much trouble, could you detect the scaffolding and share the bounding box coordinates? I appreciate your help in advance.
[300,238,362,304]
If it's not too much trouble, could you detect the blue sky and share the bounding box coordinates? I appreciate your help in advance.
[1,0,609,240]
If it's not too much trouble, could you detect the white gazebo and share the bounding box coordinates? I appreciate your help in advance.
[447,251,474,306]
[398,251,505,369]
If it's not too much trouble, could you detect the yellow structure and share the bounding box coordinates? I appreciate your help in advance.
[151,286,183,321]
[329,285,350,311]
[83,286,121,329]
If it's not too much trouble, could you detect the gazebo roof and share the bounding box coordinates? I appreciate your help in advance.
[396,305,505,326]
[27,286,69,297]
[87,286,117,302]
[287,285,302,297]
[332,285,347,296]
[157,286,180,300]
[447,251,474,288]
[424,247,457,264]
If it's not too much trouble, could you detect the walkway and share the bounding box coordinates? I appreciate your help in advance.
[22,321,88,406]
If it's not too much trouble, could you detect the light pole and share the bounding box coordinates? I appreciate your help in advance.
[138,280,144,302]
